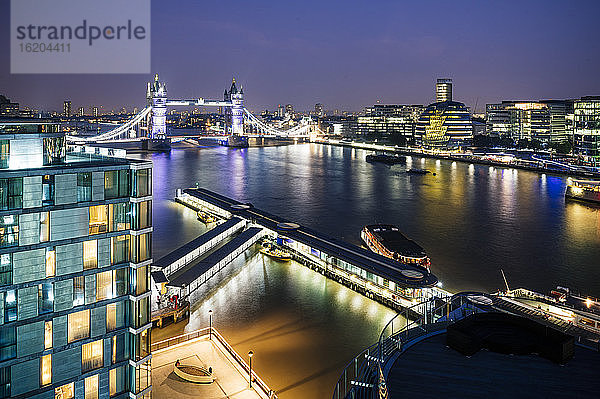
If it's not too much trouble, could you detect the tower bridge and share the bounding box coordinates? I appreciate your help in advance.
[67,74,321,148]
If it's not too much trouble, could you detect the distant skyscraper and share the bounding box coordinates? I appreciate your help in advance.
[435,78,453,102]
[314,103,324,117]
[92,107,99,117]
[63,101,71,117]
[277,104,285,118]
[285,104,294,117]
[77,107,84,117]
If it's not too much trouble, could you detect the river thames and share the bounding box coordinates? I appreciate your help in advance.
[145,143,600,398]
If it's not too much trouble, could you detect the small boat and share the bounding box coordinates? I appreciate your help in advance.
[197,210,217,223]
[406,168,430,175]
[259,243,292,261]
[366,153,406,165]
[565,178,600,204]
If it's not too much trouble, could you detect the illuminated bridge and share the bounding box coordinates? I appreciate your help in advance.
[67,74,322,148]
[152,187,441,314]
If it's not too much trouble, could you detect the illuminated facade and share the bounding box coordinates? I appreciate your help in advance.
[573,96,600,165]
[357,104,424,143]
[485,100,569,143]
[415,101,472,148]
[435,78,453,102]
[223,79,244,135]
[147,74,167,139]
[0,120,152,399]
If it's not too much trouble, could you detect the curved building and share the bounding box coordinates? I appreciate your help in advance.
[416,100,473,148]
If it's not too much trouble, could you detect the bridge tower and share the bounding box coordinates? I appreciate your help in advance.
[147,73,167,139]
[228,78,244,135]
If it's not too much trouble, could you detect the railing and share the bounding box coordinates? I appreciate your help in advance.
[152,327,278,399]
[332,292,490,399]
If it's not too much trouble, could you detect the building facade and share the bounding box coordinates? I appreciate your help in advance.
[356,104,424,144]
[0,120,152,399]
[435,79,453,103]
[573,96,600,165]
[485,100,569,144]
[415,101,472,148]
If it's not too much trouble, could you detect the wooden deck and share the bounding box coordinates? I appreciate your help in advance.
[387,333,600,398]
[151,301,190,328]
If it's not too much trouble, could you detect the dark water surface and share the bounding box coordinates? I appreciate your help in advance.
[144,143,600,398]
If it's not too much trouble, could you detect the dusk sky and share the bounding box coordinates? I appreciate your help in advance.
[1,0,600,113]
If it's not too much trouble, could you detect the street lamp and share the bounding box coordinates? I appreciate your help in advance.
[208,309,213,340]
[248,350,254,388]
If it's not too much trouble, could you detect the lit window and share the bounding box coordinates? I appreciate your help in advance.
[67,309,90,343]
[83,240,98,270]
[82,340,103,373]
[38,283,54,314]
[55,382,74,399]
[0,214,19,248]
[0,253,11,286]
[106,303,116,332]
[96,270,113,301]
[110,365,127,396]
[45,248,55,277]
[40,353,52,386]
[40,212,50,242]
[89,205,108,235]
[44,321,52,350]
[73,276,85,307]
[84,374,99,399]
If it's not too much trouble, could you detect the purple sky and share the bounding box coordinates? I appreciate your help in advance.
[1,0,600,113]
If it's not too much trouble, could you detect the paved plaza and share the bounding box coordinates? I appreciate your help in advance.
[152,337,269,399]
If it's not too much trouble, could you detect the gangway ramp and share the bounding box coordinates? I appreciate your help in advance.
[154,217,246,277]
[167,227,264,296]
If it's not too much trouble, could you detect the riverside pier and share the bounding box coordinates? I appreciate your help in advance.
[151,187,444,318]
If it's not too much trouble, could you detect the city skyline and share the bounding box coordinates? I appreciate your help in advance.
[1,1,600,113]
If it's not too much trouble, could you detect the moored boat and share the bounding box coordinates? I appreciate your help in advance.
[361,224,430,269]
[259,242,292,261]
[197,210,217,223]
[366,153,406,165]
[565,178,600,204]
[406,168,430,174]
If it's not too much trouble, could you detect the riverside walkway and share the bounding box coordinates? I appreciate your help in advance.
[152,328,276,399]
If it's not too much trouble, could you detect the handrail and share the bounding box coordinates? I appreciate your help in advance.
[152,327,278,399]
[332,292,488,399]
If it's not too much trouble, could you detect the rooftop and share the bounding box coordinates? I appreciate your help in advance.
[387,333,600,398]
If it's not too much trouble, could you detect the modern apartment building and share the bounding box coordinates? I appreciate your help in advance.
[0,119,152,399]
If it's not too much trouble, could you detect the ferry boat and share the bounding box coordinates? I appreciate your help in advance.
[565,178,600,204]
[259,242,292,261]
[197,210,217,223]
[366,153,406,165]
[361,224,430,268]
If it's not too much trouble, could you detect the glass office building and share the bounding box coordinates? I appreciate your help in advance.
[574,96,600,165]
[0,120,152,399]
[415,101,472,148]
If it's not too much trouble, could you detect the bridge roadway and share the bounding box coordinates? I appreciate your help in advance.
[177,188,439,300]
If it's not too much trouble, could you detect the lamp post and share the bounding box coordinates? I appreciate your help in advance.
[248,350,254,388]
[208,309,213,340]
